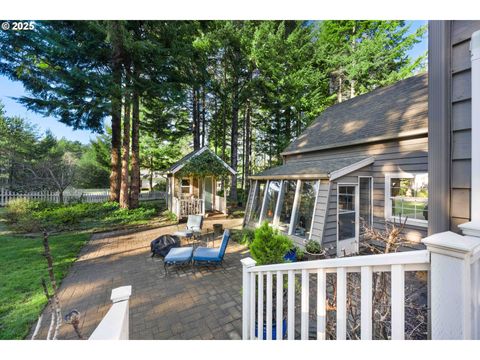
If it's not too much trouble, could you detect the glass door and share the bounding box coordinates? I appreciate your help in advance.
[337,184,359,257]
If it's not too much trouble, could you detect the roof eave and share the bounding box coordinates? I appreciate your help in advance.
[249,174,329,180]
[280,128,428,157]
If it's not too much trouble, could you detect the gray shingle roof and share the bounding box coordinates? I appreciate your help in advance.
[250,156,372,180]
[282,73,428,156]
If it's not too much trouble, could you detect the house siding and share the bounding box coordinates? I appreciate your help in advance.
[429,20,480,234]
[284,135,429,244]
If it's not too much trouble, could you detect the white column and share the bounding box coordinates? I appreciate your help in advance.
[89,286,132,340]
[460,30,480,237]
[241,257,257,340]
[423,231,480,339]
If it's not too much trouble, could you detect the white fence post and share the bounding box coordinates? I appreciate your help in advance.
[89,286,132,340]
[241,258,257,340]
[423,231,480,339]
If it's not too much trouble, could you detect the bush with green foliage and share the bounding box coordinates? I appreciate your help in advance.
[231,228,255,245]
[305,239,323,254]
[4,199,166,233]
[295,246,305,261]
[249,221,293,265]
[161,210,177,222]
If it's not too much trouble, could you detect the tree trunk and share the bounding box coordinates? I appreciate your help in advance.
[129,84,140,209]
[338,75,343,103]
[119,92,131,209]
[230,77,239,204]
[201,86,206,147]
[192,87,200,150]
[58,189,64,205]
[244,100,251,195]
[109,22,123,202]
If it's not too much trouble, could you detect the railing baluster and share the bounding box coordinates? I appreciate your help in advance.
[336,267,347,340]
[250,272,256,340]
[317,269,326,340]
[287,270,295,340]
[276,271,283,340]
[361,266,373,340]
[391,264,405,340]
[266,272,273,340]
[258,272,264,340]
[301,269,309,340]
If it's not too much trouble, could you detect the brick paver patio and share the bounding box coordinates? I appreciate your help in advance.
[34,218,249,340]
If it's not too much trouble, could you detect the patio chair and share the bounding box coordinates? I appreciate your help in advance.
[173,215,204,245]
[192,229,231,267]
[163,246,193,277]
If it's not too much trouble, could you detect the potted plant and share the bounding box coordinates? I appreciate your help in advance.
[249,221,293,339]
[304,239,327,261]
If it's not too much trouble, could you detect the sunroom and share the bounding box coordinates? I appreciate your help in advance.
[244,156,375,246]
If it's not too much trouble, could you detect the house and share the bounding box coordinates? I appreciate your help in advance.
[244,73,429,256]
[165,146,236,219]
[428,20,480,237]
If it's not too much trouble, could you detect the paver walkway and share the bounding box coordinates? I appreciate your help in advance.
[34,217,248,340]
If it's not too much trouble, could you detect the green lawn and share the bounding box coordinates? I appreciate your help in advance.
[0,232,89,339]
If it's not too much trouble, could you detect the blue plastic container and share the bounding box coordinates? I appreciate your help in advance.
[255,319,287,340]
[283,248,297,262]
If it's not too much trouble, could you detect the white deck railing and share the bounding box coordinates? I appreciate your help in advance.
[89,286,132,340]
[172,197,204,218]
[242,231,480,340]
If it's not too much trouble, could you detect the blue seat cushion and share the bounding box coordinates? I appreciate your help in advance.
[165,247,193,264]
[193,247,221,262]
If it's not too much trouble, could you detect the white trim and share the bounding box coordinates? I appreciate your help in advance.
[272,180,284,227]
[288,180,302,236]
[470,30,480,225]
[329,157,375,181]
[384,172,429,228]
[336,182,360,257]
[308,180,321,241]
[258,180,270,226]
[170,146,237,175]
[245,180,258,225]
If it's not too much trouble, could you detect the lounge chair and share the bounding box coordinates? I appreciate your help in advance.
[163,246,193,276]
[173,215,203,245]
[192,229,230,267]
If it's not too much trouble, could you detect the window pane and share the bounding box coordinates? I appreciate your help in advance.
[277,180,297,233]
[359,177,372,228]
[338,185,357,241]
[263,180,281,224]
[390,174,428,221]
[248,181,266,225]
[292,181,319,238]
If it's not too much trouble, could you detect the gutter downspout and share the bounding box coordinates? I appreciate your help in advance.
[459,30,480,237]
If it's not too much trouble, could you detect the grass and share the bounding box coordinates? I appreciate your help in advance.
[0,199,175,339]
[0,232,89,339]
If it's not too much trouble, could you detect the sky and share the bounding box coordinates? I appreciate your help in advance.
[0,20,428,145]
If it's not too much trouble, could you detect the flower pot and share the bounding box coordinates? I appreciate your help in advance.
[304,250,327,261]
[255,319,287,340]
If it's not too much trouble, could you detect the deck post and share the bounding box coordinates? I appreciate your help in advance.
[423,231,480,339]
[241,257,257,339]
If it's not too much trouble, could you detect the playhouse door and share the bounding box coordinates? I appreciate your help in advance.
[337,184,359,257]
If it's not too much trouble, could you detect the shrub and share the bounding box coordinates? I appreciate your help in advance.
[5,199,38,223]
[231,228,255,245]
[228,210,245,219]
[305,239,322,254]
[249,221,293,265]
[161,210,177,222]
[295,246,305,261]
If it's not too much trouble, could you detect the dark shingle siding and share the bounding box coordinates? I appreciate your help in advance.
[283,73,428,155]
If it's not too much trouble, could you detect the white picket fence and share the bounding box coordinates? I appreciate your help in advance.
[0,188,166,206]
[241,231,480,340]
